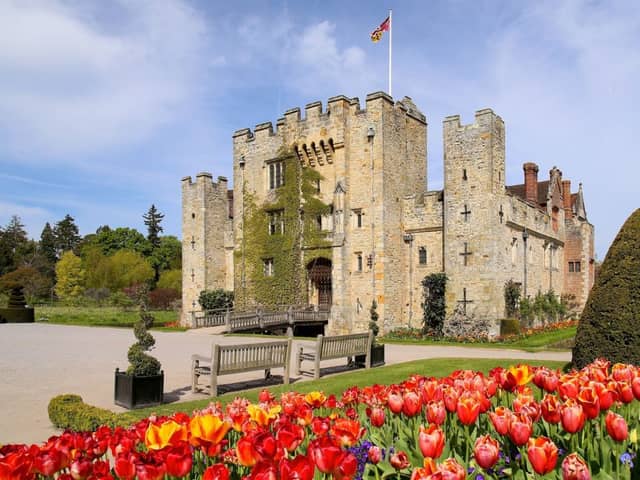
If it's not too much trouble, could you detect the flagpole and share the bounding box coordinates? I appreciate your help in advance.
[388,9,392,97]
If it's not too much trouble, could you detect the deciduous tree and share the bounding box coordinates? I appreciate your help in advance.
[55,251,85,300]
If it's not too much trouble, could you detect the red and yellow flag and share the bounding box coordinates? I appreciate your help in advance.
[370,16,390,43]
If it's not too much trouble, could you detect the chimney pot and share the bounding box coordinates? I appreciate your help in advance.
[562,179,572,219]
[523,163,539,204]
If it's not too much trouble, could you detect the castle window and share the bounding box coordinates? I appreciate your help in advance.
[355,252,363,272]
[569,261,581,273]
[316,179,321,194]
[316,215,323,231]
[511,238,518,265]
[268,160,285,189]
[418,247,427,265]
[463,169,468,181]
[353,209,364,228]
[263,258,274,277]
[191,213,195,219]
[267,210,284,235]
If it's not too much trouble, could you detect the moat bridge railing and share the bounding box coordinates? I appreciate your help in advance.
[190,306,330,334]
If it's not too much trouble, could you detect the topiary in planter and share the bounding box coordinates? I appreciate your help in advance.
[8,286,27,308]
[572,209,640,369]
[127,303,161,376]
[0,284,35,323]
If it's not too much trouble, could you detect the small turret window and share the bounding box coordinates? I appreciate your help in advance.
[463,169,468,180]
[418,247,427,265]
[191,213,195,219]
[268,160,285,189]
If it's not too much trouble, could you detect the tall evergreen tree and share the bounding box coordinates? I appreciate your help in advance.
[0,216,29,274]
[143,205,164,249]
[40,222,57,264]
[54,214,81,254]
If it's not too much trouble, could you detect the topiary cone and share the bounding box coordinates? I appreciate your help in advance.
[8,286,27,308]
[572,209,640,369]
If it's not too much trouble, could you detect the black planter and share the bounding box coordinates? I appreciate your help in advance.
[114,369,164,409]
[355,343,386,368]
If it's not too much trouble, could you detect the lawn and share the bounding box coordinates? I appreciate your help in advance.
[35,305,181,330]
[115,357,568,425]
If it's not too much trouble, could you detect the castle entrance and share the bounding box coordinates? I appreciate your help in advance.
[307,258,332,310]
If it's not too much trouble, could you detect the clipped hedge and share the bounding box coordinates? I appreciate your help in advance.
[573,208,640,368]
[500,318,521,336]
[48,394,126,431]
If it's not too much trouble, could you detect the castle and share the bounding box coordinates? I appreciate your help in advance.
[181,92,595,335]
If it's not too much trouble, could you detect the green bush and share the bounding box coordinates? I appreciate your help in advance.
[573,209,640,368]
[421,273,447,336]
[198,289,234,311]
[500,318,521,336]
[504,280,521,318]
[48,394,118,431]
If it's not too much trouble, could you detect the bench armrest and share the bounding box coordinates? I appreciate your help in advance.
[191,354,211,363]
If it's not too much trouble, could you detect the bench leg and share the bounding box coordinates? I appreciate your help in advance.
[191,360,199,392]
[314,354,321,380]
[295,347,303,375]
[210,373,218,398]
[264,369,272,380]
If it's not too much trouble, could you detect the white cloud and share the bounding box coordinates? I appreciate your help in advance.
[0,0,210,160]
[0,201,52,238]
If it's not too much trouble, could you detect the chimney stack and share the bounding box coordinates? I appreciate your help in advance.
[562,179,572,219]
[523,162,539,204]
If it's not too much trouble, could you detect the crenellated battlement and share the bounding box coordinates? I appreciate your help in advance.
[181,172,229,196]
[231,91,426,145]
[443,108,503,132]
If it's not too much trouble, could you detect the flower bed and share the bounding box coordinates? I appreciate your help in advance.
[1,359,639,479]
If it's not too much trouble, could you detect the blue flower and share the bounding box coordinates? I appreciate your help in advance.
[620,452,634,468]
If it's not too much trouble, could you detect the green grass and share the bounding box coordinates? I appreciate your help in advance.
[115,357,568,425]
[35,305,181,330]
[380,326,576,352]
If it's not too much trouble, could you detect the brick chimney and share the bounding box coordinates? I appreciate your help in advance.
[562,179,572,219]
[523,162,539,204]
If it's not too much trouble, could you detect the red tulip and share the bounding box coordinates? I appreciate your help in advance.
[135,460,165,480]
[237,429,280,467]
[632,375,640,400]
[202,464,230,480]
[410,459,437,480]
[561,399,586,434]
[114,456,136,480]
[559,378,579,400]
[456,391,481,425]
[421,379,443,402]
[0,450,34,480]
[527,437,558,475]
[244,461,277,480]
[279,455,314,480]
[612,363,634,382]
[165,443,193,477]
[426,401,446,425]
[508,413,532,446]
[390,451,410,470]
[473,435,500,470]
[561,453,591,480]
[594,382,618,411]
[70,457,92,480]
[258,389,275,403]
[388,392,403,414]
[276,421,305,452]
[489,406,512,435]
[442,386,460,413]
[368,446,382,464]
[541,394,561,424]
[534,367,559,393]
[605,411,628,442]
[308,436,355,478]
[403,391,423,417]
[577,386,600,420]
[618,381,635,404]
[418,424,445,459]
[367,406,386,427]
[331,418,364,447]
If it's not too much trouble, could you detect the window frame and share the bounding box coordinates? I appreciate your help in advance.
[418,246,427,265]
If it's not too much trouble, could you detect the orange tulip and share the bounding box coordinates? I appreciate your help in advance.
[577,386,600,420]
[304,391,327,408]
[527,436,558,475]
[605,411,628,442]
[418,424,445,459]
[189,414,232,454]
[246,403,281,427]
[456,391,481,425]
[145,420,187,450]
[507,364,534,387]
[541,394,561,424]
[330,418,364,447]
[438,458,466,480]
[473,435,500,470]
[561,453,591,480]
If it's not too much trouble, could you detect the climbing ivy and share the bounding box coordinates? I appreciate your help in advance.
[236,148,332,309]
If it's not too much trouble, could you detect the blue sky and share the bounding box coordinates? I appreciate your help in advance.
[0,0,638,259]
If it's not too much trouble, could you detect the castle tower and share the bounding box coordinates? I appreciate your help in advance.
[443,109,506,329]
[181,173,233,325]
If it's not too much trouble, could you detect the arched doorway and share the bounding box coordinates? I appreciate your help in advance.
[307,258,332,310]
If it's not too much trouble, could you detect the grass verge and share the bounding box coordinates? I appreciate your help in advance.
[35,306,182,330]
[114,357,568,425]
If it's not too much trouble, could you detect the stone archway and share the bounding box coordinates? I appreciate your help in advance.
[307,258,332,310]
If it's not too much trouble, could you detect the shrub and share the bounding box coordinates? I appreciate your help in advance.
[148,288,180,310]
[84,287,111,304]
[157,269,181,293]
[573,209,640,368]
[48,394,118,431]
[421,273,447,336]
[198,289,234,311]
[126,288,161,376]
[504,280,521,318]
[500,318,521,336]
[369,300,379,342]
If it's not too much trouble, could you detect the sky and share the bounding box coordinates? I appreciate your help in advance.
[0,0,638,259]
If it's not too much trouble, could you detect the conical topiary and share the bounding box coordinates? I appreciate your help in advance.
[572,209,640,369]
[8,286,27,308]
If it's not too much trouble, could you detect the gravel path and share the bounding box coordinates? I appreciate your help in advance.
[0,323,570,445]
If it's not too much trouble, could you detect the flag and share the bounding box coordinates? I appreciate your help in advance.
[370,16,390,43]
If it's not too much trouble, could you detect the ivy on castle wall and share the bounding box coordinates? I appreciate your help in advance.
[236,148,332,309]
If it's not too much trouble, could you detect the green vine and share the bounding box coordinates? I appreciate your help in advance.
[235,147,332,309]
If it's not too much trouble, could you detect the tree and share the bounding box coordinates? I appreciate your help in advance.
[107,250,154,291]
[85,227,150,257]
[149,236,182,274]
[55,251,85,300]
[0,266,52,301]
[143,205,164,249]
[0,216,29,274]
[54,214,81,254]
[39,223,57,264]
[573,209,640,368]
[157,269,181,293]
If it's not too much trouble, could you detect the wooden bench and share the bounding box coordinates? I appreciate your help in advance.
[191,339,292,397]
[295,331,374,379]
